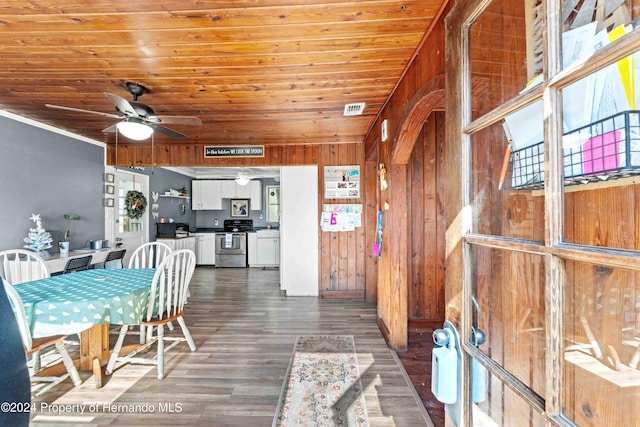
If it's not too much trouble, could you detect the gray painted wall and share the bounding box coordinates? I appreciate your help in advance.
[130,167,196,240]
[0,115,105,252]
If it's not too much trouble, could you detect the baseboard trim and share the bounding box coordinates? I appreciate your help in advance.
[319,290,365,299]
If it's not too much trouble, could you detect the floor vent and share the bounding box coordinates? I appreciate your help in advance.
[343,102,365,116]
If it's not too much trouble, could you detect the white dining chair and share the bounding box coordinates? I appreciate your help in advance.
[0,249,50,285]
[127,241,172,269]
[0,249,52,371]
[106,249,197,380]
[3,278,82,395]
[125,241,173,342]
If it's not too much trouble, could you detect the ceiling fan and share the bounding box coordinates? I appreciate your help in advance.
[45,82,202,140]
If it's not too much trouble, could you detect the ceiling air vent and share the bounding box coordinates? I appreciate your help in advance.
[343,102,365,116]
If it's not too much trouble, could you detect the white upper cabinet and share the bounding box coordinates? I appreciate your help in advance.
[194,179,262,210]
[220,180,250,198]
[192,180,222,210]
[250,180,262,210]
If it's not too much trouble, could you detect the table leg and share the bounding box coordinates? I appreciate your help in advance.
[80,324,109,388]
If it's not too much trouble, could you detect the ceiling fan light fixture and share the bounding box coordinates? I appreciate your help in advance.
[116,121,154,140]
[235,175,250,186]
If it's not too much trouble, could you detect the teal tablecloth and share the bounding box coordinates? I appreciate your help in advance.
[15,268,156,338]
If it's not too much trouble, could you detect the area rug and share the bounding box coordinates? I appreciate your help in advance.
[273,335,369,427]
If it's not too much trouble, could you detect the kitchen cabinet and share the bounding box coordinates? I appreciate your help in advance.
[220,180,251,198]
[250,180,262,210]
[192,180,222,210]
[247,233,257,266]
[193,233,215,265]
[249,229,279,267]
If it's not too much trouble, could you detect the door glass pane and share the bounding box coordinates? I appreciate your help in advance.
[471,121,544,241]
[559,2,638,72]
[564,260,640,426]
[473,368,546,427]
[471,245,546,395]
[118,177,144,233]
[469,0,532,121]
[560,51,640,250]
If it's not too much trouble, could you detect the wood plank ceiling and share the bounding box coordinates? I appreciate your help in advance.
[0,0,445,149]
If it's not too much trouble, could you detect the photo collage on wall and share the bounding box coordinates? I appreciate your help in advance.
[324,165,360,199]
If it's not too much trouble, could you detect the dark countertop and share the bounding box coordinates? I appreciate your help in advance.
[193,226,279,233]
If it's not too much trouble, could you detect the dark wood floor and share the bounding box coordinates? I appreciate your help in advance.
[30,267,435,426]
[395,332,446,427]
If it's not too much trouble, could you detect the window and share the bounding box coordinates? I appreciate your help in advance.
[266,185,280,223]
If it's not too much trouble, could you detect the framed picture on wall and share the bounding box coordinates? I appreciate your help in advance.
[105,184,115,194]
[104,173,115,183]
[104,198,114,207]
[230,199,249,217]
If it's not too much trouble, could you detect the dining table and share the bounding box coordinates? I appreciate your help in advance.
[14,268,156,387]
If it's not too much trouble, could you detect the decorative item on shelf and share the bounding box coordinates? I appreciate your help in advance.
[60,213,80,254]
[125,190,147,219]
[23,214,53,259]
[178,187,189,196]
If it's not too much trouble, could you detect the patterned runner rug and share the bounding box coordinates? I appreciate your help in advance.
[273,335,369,427]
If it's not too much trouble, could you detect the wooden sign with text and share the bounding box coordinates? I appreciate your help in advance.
[204,146,264,158]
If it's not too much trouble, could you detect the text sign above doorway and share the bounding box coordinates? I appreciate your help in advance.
[204,146,265,158]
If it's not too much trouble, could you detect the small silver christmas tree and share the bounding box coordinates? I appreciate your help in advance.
[23,213,53,256]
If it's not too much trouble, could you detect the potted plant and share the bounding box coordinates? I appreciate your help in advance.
[178,186,189,196]
[60,213,79,254]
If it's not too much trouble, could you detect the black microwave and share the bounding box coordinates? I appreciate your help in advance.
[156,222,189,238]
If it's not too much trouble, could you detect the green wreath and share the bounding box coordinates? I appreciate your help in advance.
[125,190,147,219]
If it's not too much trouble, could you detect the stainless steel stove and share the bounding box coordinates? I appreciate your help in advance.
[215,219,253,267]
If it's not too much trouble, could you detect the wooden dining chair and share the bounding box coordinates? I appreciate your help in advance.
[102,249,126,269]
[106,249,197,380]
[127,241,172,269]
[0,249,50,285]
[3,278,82,395]
[62,255,92,274]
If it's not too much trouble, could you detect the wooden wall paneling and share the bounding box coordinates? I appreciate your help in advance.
[422,118,439,321]
[388,162,409,349]
[409,127,425,320]
[434,112,446,322]
[364,154,379,303]
[317,143,366,298]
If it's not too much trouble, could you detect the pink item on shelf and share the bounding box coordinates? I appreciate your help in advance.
[582,130,620,174]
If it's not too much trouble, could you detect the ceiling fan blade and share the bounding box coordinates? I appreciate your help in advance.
[150,124,186,139]
[104,92,137,116]
[148,115,203,126]
[101,123,118,133]
[45,104,121,119]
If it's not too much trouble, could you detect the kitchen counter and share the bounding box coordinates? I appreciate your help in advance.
[193,227,279,233]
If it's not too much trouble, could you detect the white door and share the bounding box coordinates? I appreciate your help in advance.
[105,167,149,265]
[280,166,318,296]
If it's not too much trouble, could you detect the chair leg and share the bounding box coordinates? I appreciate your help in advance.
[139,325,146,344]
[32,349,41,372]
[157,324,165,380]
[105,325,129,375]
[176,317,196,351]
[55,341,82,386]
